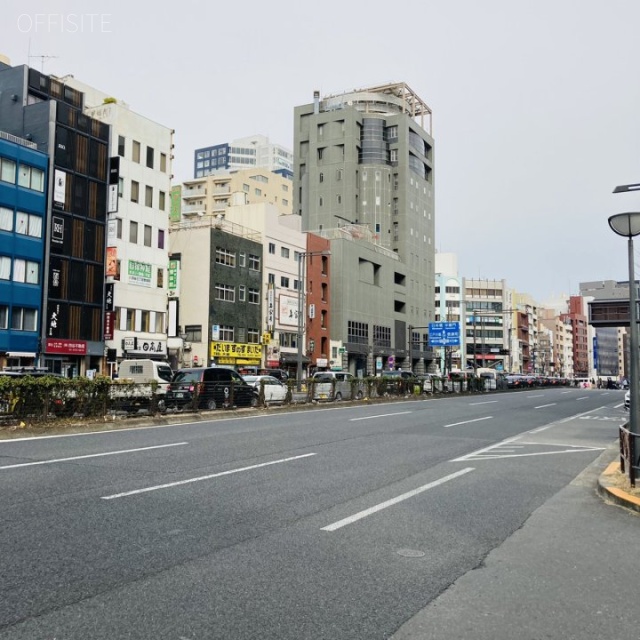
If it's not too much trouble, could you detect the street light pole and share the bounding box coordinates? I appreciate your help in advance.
[608,210,640,485]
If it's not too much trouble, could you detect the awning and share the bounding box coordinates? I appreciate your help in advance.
[280,354,310,364]
[6,352,36,358]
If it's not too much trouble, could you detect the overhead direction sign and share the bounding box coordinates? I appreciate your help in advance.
[428,321,461,347]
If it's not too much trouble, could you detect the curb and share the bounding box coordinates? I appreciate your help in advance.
[597,461,640,514]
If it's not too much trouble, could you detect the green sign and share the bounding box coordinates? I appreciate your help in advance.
[170,185,182,222]
[128,259,152,287]
[168,259,179,294]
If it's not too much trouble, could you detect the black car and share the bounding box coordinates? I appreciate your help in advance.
[165,367,258,411]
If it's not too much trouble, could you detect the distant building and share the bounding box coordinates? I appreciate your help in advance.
[435,253,463,373]
[194,135,293,179]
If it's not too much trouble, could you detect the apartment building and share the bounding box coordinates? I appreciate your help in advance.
[294,83,436,374]
[435,253,463,373]
[0,131,48,367]
[62,77,174,370]
[194,135,293,179]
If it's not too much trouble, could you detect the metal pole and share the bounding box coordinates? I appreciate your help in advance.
[627,235,638,484]
[408,325,412,373]
[296,252,304,391]
[473,315,477,376]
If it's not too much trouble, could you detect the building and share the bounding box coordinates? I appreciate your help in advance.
[561,296,589,378]
[181,168,293,219]
[539,308,574,378]
[293,83,436,375]
[194,135,293,179]
[0,62,110,376]
[168,217,264,371]
[434,253,463,373]
[61,77,174,372]
[0,131,48,367]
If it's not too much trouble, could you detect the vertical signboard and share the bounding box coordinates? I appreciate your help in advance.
[267,283,275,331]
[108,156,119,213]
[53,169,66,208]
[168,258,180,297]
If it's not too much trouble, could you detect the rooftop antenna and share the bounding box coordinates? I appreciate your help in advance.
[27,39,58,72]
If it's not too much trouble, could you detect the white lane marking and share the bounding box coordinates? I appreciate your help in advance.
[0,442,188,470]
[560,391,571,394]
[101,452,316,500]
[614,403,624,409]
[321,467,475,532]
[528,394,545,398]
[577,396,589,401]
[534,403,557,409]
[453,441,605,462]
[444,416,492,428]
[350,411,412,422]
[468,401,498,406]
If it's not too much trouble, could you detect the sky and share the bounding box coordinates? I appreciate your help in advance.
[2,0,640,305]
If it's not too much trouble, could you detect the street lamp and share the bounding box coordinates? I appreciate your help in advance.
[296,250,330,391]
[608,210,640,484]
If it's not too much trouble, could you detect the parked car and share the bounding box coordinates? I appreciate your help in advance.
[165,367,258,411]
[243,375,288,404]
[312,371,363,401]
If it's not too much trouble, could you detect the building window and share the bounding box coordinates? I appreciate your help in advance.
[281,276,290,288]
[248,288,260,304]
[158,228,165,249]
[118,135,125,157]
[317,147,325,160]
[219,325,234,342]
[248,329,260,344]
[131,180,139,203]
[160,152,167,173]
[281,247,290,259]
[0,304,7,329]
[238,285,246,302]
[347,320,369,344]
[118,177,124,197]
[321,282,328,301]
[157,268,164,288]
[0,256,11,279]
[16,211,42,238]
[319,197,323,207]
[319,172,324,183]
[255,188,262,197]
[12,258,39,284]
[215,247,236,267]
[159,191,166,211]
[141,310,150,332]
[215,283,235,302]
[17,165,45,192]
[248,254,260,271]
[283,199,288,206]
[129,221,138,244]
[0,158,16,184]
[268,242,276,254]
[336,194,341,204]
[321,310,327,328]
[185,325,202,342]
[11,307,37,331]
[243,183,250,193]
[116,217,123,239]
[145,185,153,207]
[144,224,152,247]
[146,146,154,169]
[268,273,275,285]
[132,140,141,163]
[0,207,12,231]
[239,252,246,267]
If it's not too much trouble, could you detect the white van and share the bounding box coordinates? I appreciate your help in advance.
[117,359,173,394]
[312,371,364,401]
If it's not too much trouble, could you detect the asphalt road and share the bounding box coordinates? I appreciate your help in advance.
[0,387,632,639]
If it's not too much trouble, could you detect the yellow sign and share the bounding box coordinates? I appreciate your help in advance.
[210,342,262,358]
[262,332,271,345]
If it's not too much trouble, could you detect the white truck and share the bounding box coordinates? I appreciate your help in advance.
[112,359,173,412]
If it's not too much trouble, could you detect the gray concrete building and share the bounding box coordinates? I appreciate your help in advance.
[293,83,436,374]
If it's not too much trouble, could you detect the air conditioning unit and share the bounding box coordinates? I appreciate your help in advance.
[183,342,192,351]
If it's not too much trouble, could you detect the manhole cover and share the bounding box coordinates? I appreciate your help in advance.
[396,549,425,558]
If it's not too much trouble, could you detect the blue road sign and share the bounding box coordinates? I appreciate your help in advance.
[428,321,461,347]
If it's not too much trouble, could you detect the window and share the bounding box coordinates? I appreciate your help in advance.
[248,288,260,304]
[0,256,11,279]
[281,276,290,288]
[0,304,7,329]
[145,185,153,207]
[118,135,125,157]
[255,188,262,197]
[238,285,246,301]
[215,283,235,302]
[215,247,236,267]
[0,207,12,231]
[144,224,152,247]
[243,183,250,193]
[12,259,39,284]
[390,149,398,162]
[317,147,325,160]
[141,310,150,332]
[158,228,165,249]
[319,197,323,206]
[321,282,328,301]
[157,268,164,288]
[125,308,134,330]
[160,152,167,173]
[146,146,154,169]
[15,211,42,238]
[336,195,341,204]
[268,273,275,285]
[159,191,166,211]
[17,165,45,191]
[268,242,276,254]
[283,199,288,206]
[239,252,246,267]
[281,247,290,259]
[219,325,234,342]
[319,173,324,183]
[318,124,324,136]
[131,180,139,203]
[185,325,202,342]
[11,307,37,331]
[118,177,124,197]
[248,254,260,271]
[132,140,141,163]
[116,217,123,239]
[336,169,343,181]
[248,329,260,344]
[129,221,138,244]
[0,158,16,184]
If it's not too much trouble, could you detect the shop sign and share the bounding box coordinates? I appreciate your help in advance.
[45,339,87,355]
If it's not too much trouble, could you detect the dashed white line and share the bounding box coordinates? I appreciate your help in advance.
[468,401,498,406]
[101,452,317,500]
[350,411,412,422]
[534,403,557,409]
[321,467,475,531]
[577,396,589,401]
[0,442,188,470]
[443,416,493,428]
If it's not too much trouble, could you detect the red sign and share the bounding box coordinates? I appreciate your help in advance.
[45,339,87,355]
[104,311,115,340]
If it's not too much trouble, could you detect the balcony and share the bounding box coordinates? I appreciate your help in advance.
[182,184,207,199]
[182,203,206,216]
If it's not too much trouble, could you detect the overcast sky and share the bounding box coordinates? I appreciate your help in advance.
[3,0,640,305]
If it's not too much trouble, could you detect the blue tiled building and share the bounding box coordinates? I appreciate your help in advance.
[0,132,48,365]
